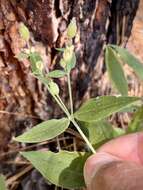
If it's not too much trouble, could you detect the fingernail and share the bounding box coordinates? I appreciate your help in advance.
[84,152,120,185]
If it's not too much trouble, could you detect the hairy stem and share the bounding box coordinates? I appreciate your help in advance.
[53,95,69,116]
[71,119,96,154]
[67,72,74,115]
[38,76,96,153]
[56,95,70,117]
[55,93,96,153]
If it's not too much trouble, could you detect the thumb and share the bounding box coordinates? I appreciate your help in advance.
[84,152,120,186]
[84,152,143,190]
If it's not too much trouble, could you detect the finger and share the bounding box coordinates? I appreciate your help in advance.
[98,132,143,165]
[84,152,143,190]
[84,152,120,185]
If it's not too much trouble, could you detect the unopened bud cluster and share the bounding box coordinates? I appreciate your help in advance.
[18,18,77,96]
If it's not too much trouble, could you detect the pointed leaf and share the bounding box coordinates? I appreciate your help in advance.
[74,96,141,122]
[21,151,90,189]
[47,70,66,78]
[127,106,143,133]
[110,45,143,80]
[80,120,114,148]
[15,118,70,143]
[55,48,65,52]
[0,175,7,190]
[105,47,128,95]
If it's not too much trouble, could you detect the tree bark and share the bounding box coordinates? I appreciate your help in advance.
[0,0,139,151]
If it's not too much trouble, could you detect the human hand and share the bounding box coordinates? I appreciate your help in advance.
[84,132,143,190]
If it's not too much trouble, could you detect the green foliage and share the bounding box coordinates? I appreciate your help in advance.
[110,45,143,80]
[105,46,128,95]
[21,151,90,189]
[80,120,112,147]
[15,118,70,143]
[19,23,30,41]
[106,45,143,94]
[74,96,140,122]
[55,48,65,52]
[16,20,143,189]
[47,70,66,78]
[80,120,125,148]
[112,127,125,138]
[127,106,143,133]
[0,175,7,190]
[29,52,43,75]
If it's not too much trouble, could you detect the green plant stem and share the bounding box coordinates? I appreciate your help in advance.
[53,94,70,117]
[38,75,96,153]
[56,95,70,117]
[71,119,96,154]
[54,93,96,154]
[66,72,95,153]
[36,76,69,117]
[67,72,73,115]
[36,74,70,117]
[54,95,96,154]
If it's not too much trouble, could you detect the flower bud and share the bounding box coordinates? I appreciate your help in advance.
[36,61,43,72]
[49,81,59,95]
[60,58,66,68]
[19,23,30,41]
[67,18,77,38]
[29,52,43,75]
[63,45,74,62]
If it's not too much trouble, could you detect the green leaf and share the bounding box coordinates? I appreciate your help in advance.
[47,70,66,78]
[0,175,7,190]
[118,105,139,113]
[105,47,128,96]
[29,52,43,75]
[19,23,30,41]
[35,75,50,87]
[55,48,65,52]
[21,151,90,189]
[74,96,141,122]
[80,120,125,148]
[67,18,77,38]
[112,127,125,138]
[80,120,114,148]
[14,118,70,143]
[127,106,143,133]
[110,45,143,80]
